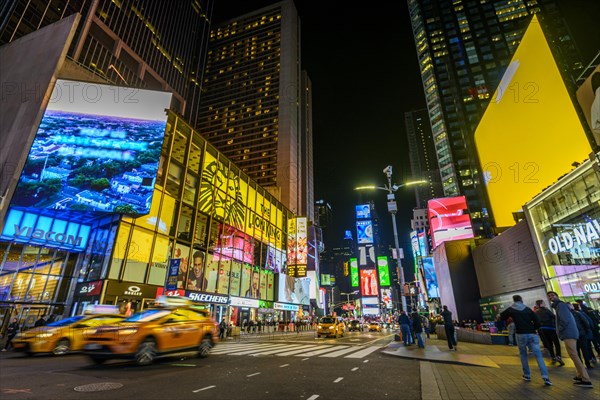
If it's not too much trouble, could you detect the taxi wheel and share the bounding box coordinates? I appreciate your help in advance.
[135,338,157,366]
[197,335,213,358]
[53,339,70,355]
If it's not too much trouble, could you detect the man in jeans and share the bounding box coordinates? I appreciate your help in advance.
[500,295,552,386]
[441,305,457,351]
[548,291,593,388]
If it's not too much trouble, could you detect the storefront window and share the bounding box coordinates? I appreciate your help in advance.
[109,222,131,280]
[205,252,219,293]
[189,142,203,174]
[122,226,153,283]
[177,204,194,243]
[148,234,169,286]
[194,213,208,248]
[183,173,197,206]
[173,242,191,289]
[172,132,188,164]
[166,161,182,197]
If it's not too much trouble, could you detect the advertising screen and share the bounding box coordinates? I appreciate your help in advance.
[377,256,390,286]
[356,220,374,244]
[321,274,331,286]
[422,257,440,298]
[418,230,428,257]
[213,224,254,264]
[278,274,310,305]
[381,288,392,309]
[350,258,359,287]
[428,196,474,249]
[11,79,172,215]
[361,297,380,316]
[360,269,378,296]
[355,204,371,219]
[286,217,308,276]
[474,16,592,228]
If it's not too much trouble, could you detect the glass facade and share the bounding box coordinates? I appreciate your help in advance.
[525,156,600,308]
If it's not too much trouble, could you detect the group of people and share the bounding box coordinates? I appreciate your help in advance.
[397,310,432,349]
[498,292,598,388]
[2,314,50,351]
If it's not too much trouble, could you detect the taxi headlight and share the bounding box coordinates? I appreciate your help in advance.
[119,328,139,337]
[317,325,322,329]
[36,332,55,338]
[329,326,334,329]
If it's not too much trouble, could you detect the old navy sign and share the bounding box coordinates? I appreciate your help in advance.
[186,291,229,304]
[2,208,90,252]
[547,218,600,254]
[274,303,299,311]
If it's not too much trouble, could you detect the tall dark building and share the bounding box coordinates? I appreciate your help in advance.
[0,0,212,124]
[405,109,445,208]
[195,0,314,219]
[407,0,582,234]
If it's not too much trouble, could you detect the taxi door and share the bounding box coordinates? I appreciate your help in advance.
[159,310,199,351]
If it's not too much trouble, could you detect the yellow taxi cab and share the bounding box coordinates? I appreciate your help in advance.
[316,316,346,338]
[368,321,382,332]
[11,307,124,356]
[83,296,218,365]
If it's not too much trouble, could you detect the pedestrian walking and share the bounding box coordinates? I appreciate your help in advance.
[575,299,600,362]
[2,318,19,351]
[547,291,593,388]
[34,314,47,327]
[570,303,594,369]
[412,311,425,348]
[499,295,552,386]
[534,299,564,365]
[219,318,227,339]
[441,305,457,351]
[398,311,412,346]
[422,314,431,339]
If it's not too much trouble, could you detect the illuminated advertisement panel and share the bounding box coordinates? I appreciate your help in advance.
[410,230,420,257]
[350,258,359,287]
[361,297,380,316]
[428,196,474,249]
[286,217,308,277]
[377,256,390,286]
[278,274,310,305]
[360,269,378,296]
[356,220,374,244]
[355,204,371,219]
[418,230,428,257]
[213,223,254,264]
[11,79,172,215]
[474,16,592,228]
[1,208,91,251]
[381,288,393,309]
[422,257,440,298]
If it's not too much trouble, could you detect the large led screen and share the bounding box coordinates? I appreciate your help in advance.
[377,256,390,286]
[422,257,440,298]
[278,274,310,305]
[350,258,359,287]
[287,217,308,276]
[428,196,474,249]
[11,79,172,215]
[474,16,592,228]
[355,204,371,219]
[356,220,374,244]
[360,269,378,296]
[213,224,254,264]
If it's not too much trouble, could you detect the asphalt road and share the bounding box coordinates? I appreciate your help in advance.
[0,330,421,400]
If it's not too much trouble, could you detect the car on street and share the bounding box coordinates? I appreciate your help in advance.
[317,316,346,338]
[368,321,382,332]
[11,312,125,356]
[83,296,218,365]
[348,319,362,332]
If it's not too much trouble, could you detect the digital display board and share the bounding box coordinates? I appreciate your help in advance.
[428,196,474,249]
[11,79,172,215]
[474,15,592,228]
[213,223,254,264]
[360,269,378,296]
[355,204,371,219]
[286,217,308,276]
[422,257,440,298]
[377,256,390,286]
[278,274,310,305]
[350,258,359,287]
[381,288,392,309]
[1,208,91,251]
[356,220,374,244]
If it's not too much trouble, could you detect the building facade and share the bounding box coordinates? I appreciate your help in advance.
[195,0,314,218]
[407,0,582,235]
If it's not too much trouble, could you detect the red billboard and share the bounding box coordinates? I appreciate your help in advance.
[428,196,474,250]
[360,269,378,297]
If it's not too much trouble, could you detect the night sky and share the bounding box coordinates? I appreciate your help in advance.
[212,1,600,253]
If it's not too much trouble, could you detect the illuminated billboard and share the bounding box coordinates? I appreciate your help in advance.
[428,196,474,249]
[11,79,172,215]
[377,256,390,286]
[356,220,374,244]
[360,269,378,296]
[474,15,592,228]
[576,64,600,146]
[213,223,254,264]
[381,288,392,309]
[286,217,308,277]
[350,258,359,287]
[422,257,440,298]
[355,204,371,219]
[278,274,310,305]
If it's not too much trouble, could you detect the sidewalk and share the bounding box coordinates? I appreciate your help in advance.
[383,336,599,400]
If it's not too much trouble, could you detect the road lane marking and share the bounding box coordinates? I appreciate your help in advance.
[351,367,359,371]
[193,386,216,393]
[276,345,324,356]
[345,346,381,358]
[302,358,309,361]
[320,346,365,358]
[280,364,289,368]
[364,360,369,363]
[307,395,319,400]
[228,344,291,355]
[247,372,261,377]
[300,345,349,357]
[333,377,344,383]
[252,344,314,356]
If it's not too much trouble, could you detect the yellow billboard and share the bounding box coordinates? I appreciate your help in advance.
[474,15,592,228]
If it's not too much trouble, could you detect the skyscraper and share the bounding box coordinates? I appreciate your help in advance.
[195,0,314,219]
[405,109,445,208]
[407,0,582,234]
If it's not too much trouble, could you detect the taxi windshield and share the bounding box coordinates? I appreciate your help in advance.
[47,316,85,327]
[124,309,171,322]
[320,317,335,324]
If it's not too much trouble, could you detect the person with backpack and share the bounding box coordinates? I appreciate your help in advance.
[500,295,552,386]
[534,299,564,365]
[571,303,594,369]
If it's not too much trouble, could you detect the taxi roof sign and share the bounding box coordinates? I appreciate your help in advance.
[83,304,120,315]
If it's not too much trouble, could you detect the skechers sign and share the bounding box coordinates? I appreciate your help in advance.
[186,291,228,304]
[1,209,90,251]
[547,218,600,254]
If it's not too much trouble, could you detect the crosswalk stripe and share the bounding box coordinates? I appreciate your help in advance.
[227,344,292,355]
[299,346,350,357]
[276,345,325,356]
[211,343,273,354]
[252,344,315,355]
[320,346,366,358]
[344,345,381,358]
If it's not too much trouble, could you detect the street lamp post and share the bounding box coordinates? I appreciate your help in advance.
[355,166,427,313]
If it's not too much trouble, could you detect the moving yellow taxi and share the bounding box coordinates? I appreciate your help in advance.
[83,296,218,365]
[11,313,125,356]
[368,322,382,332]
[317,316,346,338]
